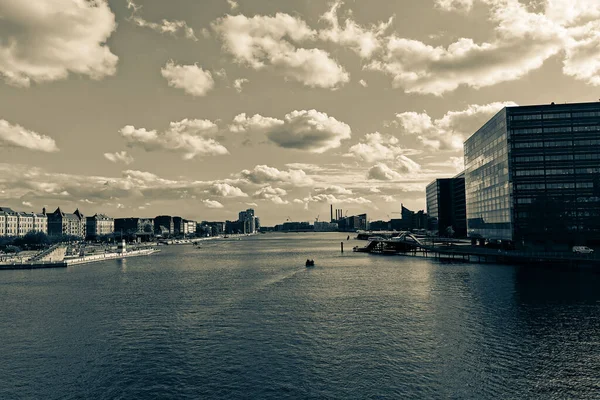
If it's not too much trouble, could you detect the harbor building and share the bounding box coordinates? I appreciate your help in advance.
[154,215,174,236]
[465,101,600,245]
[238,209,256,234]
[33,213,48,234]
[17,212,34,236]
[426,172,467,237]
[0,211,5,236]
[47,208,86,237]
[0,208,18,237]
[86,214,114,240]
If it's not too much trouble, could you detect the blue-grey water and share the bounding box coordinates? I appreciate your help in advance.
[1,233,599,399]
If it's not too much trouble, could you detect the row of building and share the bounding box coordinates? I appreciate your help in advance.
[426,101,600,246]
[0,205,261,241]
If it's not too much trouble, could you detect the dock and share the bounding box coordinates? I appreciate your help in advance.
[353,233,600,267]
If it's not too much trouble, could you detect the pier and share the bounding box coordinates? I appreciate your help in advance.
[353,234,600,267]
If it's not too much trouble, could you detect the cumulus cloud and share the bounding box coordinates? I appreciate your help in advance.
[104,151,134,165]
[368,163,406,181]
[345,132,417,162]
[240,165,314,186]
[230,110,351,153]
[368,0,565,94]
[359,79,368,87]
[120,118,228,160]
[229,113,284,133]
[0,120,59,152]
[254,186,289,204]
[319,1,394,58]
[0,0,118,87]
[212,13,349,88]
[233,78,249,92]
[203,199,224,209]
[396,101,517,150]
[209,183,248,198]
[161,61,215,97]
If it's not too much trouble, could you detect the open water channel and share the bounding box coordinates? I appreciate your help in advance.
[1,233,599,399]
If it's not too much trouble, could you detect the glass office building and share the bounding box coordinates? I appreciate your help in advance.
[426,172,466,237]
[464,102,600,245]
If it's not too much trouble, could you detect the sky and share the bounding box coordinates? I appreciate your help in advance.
[1,0,600,225]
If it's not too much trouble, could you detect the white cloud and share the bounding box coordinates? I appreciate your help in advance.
[233,78,249,92]
[0,0,118,87]
[22,201,33,208]
[209,183,248,198]
[435,0,474,11]
[319,1,393,59]
[315,185,353,195]
[161,61,215,97]
[120,118,228,160]
[396,101,517,150]
[230,110,351,153]
[203,199,224,209]
[254,186,289,204]
[0,120,59,152]
[381,195,396,203]
[427,156,465,172]
[212,13,349,89]
[240,165,314,187]
[131,17,198,41]
[368,0,563,95]
[345,132,417,162]
[359,79,368,87]
[227,0,239,11]
[229,113,284,134]
[267,110,351,153]
[104,151,134,165]
[368,163,404,181]
[303,193,372,205]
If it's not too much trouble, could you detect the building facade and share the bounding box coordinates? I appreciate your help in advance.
[86,214,114,239]
[47,208,85,238]
[17,212,34,236]
[33,213,48,234]
[426,172,467,237]
[465,102,600,245]
[154,215,174,236]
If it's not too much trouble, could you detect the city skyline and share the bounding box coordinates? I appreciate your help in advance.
[2,1,600,225]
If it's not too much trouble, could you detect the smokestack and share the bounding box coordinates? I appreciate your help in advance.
[330,204,333,222]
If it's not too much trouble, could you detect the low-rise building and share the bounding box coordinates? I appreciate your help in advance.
[154,215,174,236]
[0,211,6,237]
[47,207,85,238]
[33,213,48,234]
[86,214,114,240]
[0,207,18,237]
[17,212,34,236]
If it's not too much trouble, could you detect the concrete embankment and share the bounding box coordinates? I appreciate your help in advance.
[0,248,159,270]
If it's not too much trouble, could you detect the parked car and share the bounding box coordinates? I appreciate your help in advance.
[572,246,594,254]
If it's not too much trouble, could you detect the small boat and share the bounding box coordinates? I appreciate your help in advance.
[305,259,315,267]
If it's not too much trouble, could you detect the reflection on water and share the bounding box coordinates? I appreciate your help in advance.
[0,233,599,399]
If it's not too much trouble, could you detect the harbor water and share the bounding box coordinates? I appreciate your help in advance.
[1,233,599,399]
